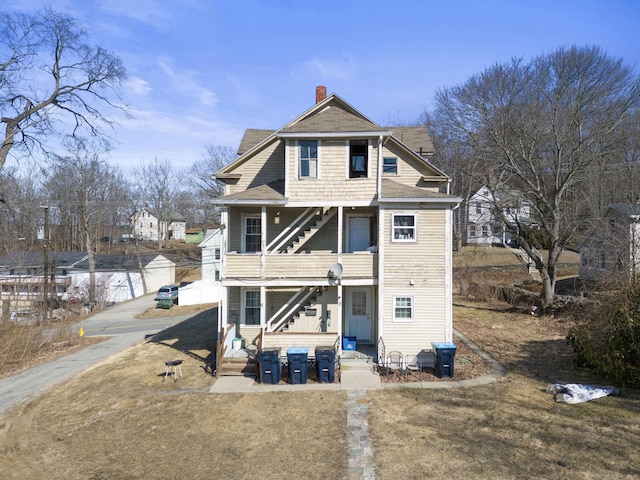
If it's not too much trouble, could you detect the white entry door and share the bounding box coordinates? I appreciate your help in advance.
[348,288,372,343]
[349,217,371,252]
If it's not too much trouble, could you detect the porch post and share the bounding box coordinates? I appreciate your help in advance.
[337,206,343,257]
[260,285,266,327]
[261,206,267,279]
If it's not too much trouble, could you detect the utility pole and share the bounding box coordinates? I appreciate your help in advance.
[41,205,50,322]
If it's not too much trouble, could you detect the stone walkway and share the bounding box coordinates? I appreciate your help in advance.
[347,390,375,479]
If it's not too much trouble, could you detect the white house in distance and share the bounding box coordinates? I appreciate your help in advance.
[466,184,532,246]
[131,206,186,241]
[580,203,640,282]
[177,228,223,306]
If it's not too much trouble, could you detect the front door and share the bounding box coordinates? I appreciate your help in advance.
[347,287,372,343]
[348,217,371,252]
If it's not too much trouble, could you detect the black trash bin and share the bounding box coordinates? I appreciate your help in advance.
[258,348,281,384]
[315,346,336,383]
[431,342,457,378]
[287,347,309,384]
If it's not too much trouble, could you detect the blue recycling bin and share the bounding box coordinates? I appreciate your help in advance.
[287,347,309,384]
[431,342,456,378]
[315,346,336,383]
[258,348,281,384]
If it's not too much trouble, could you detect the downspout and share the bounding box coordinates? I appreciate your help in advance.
[376,135,384,346]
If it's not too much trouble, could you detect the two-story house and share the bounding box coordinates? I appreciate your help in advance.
[580,203,640,281]
[212,88,461,365]
[131,206,186,241]
[466,184,532,247]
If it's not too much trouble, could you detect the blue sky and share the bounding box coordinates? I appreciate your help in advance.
[5,0,640,171]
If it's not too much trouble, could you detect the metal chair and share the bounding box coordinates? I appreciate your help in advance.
[404,354,421,376]
[385,351,404,376]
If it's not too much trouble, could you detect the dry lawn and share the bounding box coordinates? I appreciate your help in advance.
[2,299,638,479]
[369,299,640,479]
[1,247,638,479]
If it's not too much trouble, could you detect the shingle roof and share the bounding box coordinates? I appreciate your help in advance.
[388,126,434,155]
[381,178,459,201]
[606,203,640,217]
[0,251,170,271]
[220,179,286,202]
[237,129,275,155]
[280,105,383,134]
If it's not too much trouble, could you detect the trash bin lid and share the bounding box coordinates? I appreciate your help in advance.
[287,346,309,354]
[315,346,336,352]
[431,342,456,350]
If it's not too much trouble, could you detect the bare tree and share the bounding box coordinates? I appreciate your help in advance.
[135,157,179,249]
[0,8,127,170]
[187,145,236,225]
[432,45,640,308]
[46,136,124,301]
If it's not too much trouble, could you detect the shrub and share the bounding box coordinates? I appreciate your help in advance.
[567,286,640,387]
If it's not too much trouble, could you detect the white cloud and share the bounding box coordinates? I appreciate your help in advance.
[296,55,357,81]
[157,56,219,106]
[124,77,152,96]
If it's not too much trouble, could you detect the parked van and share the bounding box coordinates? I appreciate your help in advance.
[154,285,179,302]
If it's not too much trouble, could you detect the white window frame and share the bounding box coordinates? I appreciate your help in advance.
[242,215,262,253]
[242,289,261,326]
[382,157,397,174]
[298,139,319,179]
[391,214,417,242]
[392,295,414,322]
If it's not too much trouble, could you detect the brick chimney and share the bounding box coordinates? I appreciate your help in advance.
[315,85,327,103]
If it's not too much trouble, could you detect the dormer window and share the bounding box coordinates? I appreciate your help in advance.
[349,140,368,178]
[299,140,318,178]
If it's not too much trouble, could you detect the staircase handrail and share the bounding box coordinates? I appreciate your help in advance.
[268,286,321,332]
[266,207,314,252]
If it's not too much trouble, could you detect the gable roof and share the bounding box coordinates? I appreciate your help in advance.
[0,251,172,271]
[216,92,448,183]
[603,203,640,218]
[279,103,383,134]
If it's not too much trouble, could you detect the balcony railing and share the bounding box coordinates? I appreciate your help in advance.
[225,252,377,279]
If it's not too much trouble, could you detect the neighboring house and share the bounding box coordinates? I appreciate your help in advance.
[0,251,175,308]
[199,228,222,283]
[178,228,223,306]
[131,206,158,241]
[466,184,533,246]
[211,87,461,364]
[131,206,186,241]
[185,228,206,244]
[579,203,640,281]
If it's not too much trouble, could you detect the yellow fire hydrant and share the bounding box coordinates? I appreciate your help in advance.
[78,327,85,337]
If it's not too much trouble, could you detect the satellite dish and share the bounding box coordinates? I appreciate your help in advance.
[328,262,343,279]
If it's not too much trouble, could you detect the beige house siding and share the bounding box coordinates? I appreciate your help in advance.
[286,139,378,202]
[381,207,449,354]
[226,142,285,195]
